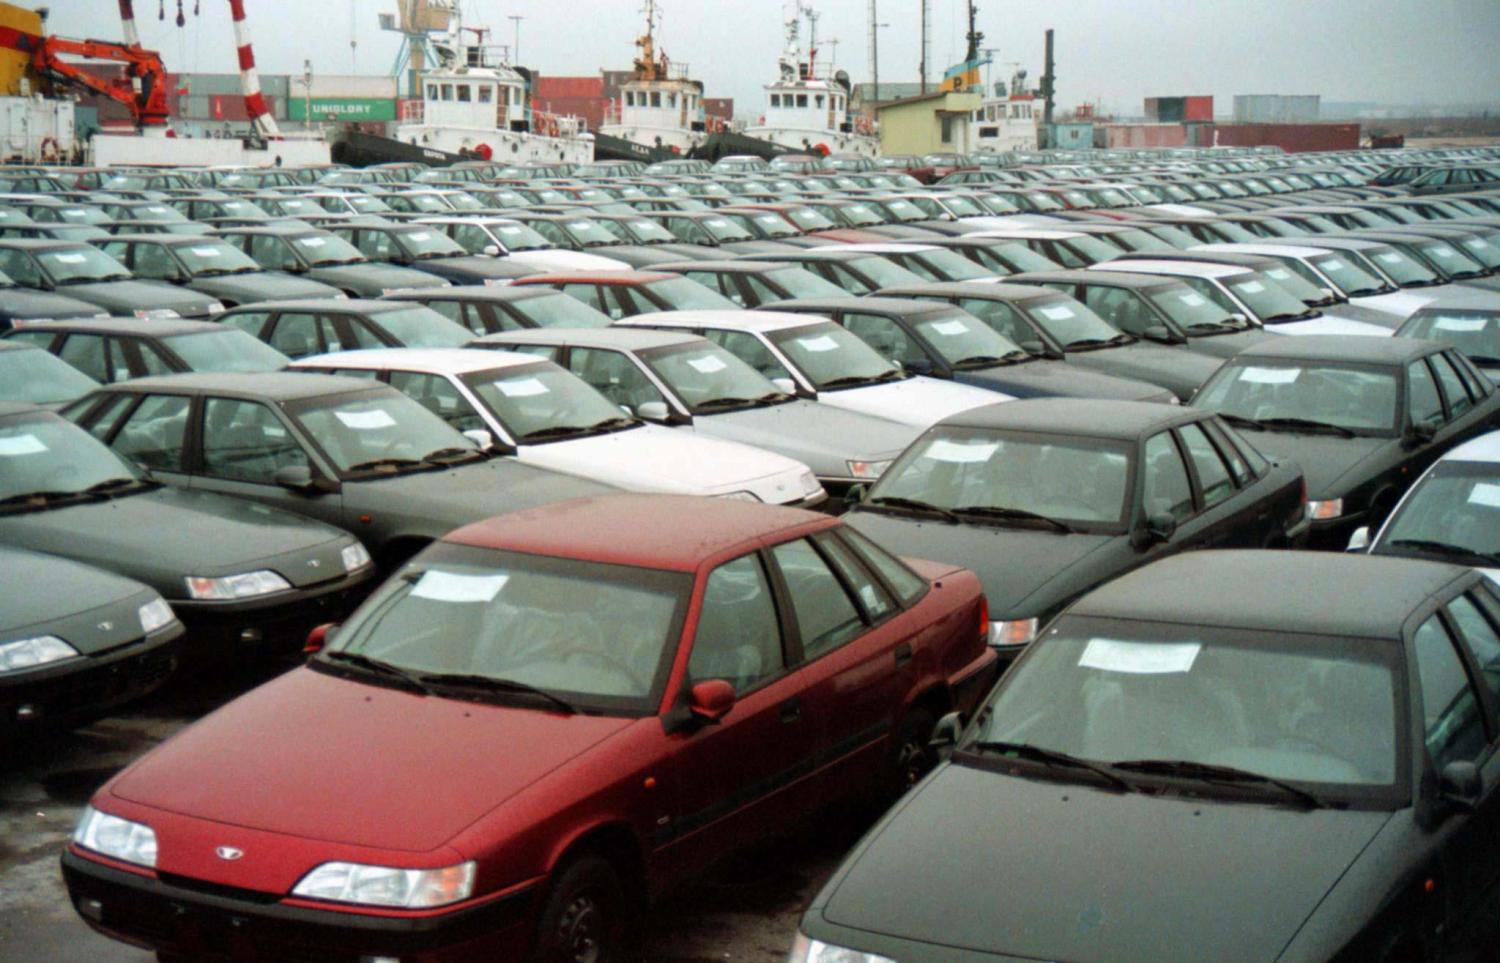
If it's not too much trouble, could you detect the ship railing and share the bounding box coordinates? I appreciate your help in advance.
[530,108,588,138]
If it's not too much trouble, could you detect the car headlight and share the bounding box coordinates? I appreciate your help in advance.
[133,308,180,320]
[1306,497,1344,521]
[0,634,80,672]
[846,459,893,480]
[789,933,897,963]
[988,617,1039,649]
[341,542,372,573]
[291,860,476,908]
[73,806,157,868]
[717,490,761,503]
[206,301,226,314]
[184,570,292,601]
[137,597,177,635]
[1167,395,1182,405]
[799,470,823,496]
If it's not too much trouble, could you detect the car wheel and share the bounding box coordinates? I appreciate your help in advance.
[888,707,937,796]
[529,854,625,963]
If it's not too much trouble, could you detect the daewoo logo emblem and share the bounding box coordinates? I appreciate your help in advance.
[307,559,321,568]
[97,621,114,632]
[216,846,244,861]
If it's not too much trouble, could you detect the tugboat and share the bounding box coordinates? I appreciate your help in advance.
[393,5,591,164]
[598,0,711,154]
[743,1,876,157]
[971,68,1040,155]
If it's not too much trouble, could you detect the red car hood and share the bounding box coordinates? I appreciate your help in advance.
[109,667,635,854]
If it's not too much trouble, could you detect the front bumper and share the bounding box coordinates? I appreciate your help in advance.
[172,566,377,653]
[0,626,181,731]
[62,848,536,963]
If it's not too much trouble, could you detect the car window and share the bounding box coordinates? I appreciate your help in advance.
[78,392,135,441]
[0,249,41,285]
[1429,352,1474,419]
[341,318,387,351]
[267,313,336,359]
[58,334,110,382]
[353,231,398,262]
[1179,276,1242,315]
[771,538,865,660]
[219,310,271,338]
[955,297,1033,345]
[1444,348,1491,402]
[388,370,485,433]
[841,312,925,367]
[559,283,608,314]
[133,340,175,377]
[703,330,792,382]
[816,532,895,622]
[1201,419,1256,487]
[568,347,665,412]
[201,397,309,483]
[738,274,784,307]
[1413,614,1488,768]
[1448,594,1500,709]
[112,393,190,472]
[247,234,300,271]
[1408,359,1446,429]
[449,223,493,254]
[684,271,739,304]
[132,243,177,280]
[1178,422,1237,508]
[838,527,929,606]
[1142,430,1195,522]
[1081,285,1155,337]
[688,553,785,695]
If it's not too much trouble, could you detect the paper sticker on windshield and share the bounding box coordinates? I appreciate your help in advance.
[1435,316,1488,332]
[1078,638,1200,674]
[1239,366,1300,384]
[496,376,549,397]
[190,247,222,258]
[1234,280,1266,294]
[498,226,524,235]
[795,335,839,353]
[1374,252,1402,264]
[0,433,47,456]
[1177,292,1207,307]
[1318,259,1345,272]
[1038,305,1076,321]
[1469,482,1500,509]
[411,571,509,603]
[924,438,998,463]
[409,232,432,242]
[687,355,727,373]
[929,320,970,336]
[52,253,86,264]
[1430,246,1457,257]
[335,409,398,430]
[296,237,326,248]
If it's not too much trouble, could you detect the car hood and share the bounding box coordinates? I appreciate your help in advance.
[956,359,1171,402]
[586,245,684,268]
[352,459,619,533]
[816,375,1003,427]
[0,287,106,321]
[1228,430,1389,497]
[1318,303,1404,330]
[108,667,637,857]
[410,256,533,283]
[1176,329,1276,359]
[691,399,918,479]
[1350,290,1437,318]
[309,263,449,293]
[187,271,342,304]
[0,487,351,599]
[508,250,633,272]
[516,424,810,503]
[816,762,1392,962]
[4,550,163,655]
[718,239,807,255]
[1065,343,1222,400]
[61,279,218,317]
[846,510,1116,615]
[1263,314,1393,337]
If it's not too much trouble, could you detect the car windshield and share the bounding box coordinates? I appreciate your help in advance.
[912,309,1026,364]
[393,229,467,259]
[488,222,552,251]
[905,248,992,281]
[1062,234,1123,264]
[160,329,286,372]
[371,307,472,348]
[871,427,1132,528]
[1380,462,1500,563]
[1194,362,1399,434]
[1023,297,1126,347]
[463,363,632,442]
[1222,270,1316,321]
[833,203,884,227]
[1401,310,1500,365]
[1455,233,1500,270]
[694,217,753,242]
[742,213,797,237]
[620,218,678,243]
[508,292,613,328]
[970,241,1058,274]
[35,246,131,283]
[0,347,99,404]
[0,412,142,503]
[639,341,784,412]
[766,322,902,389]
[1258,263,1327,303]
[1362,245,1439,286]
[290,388,480,474]
[972,616,1402,797]
[323,541,686,712]
[173,241,261,276]
[847,255,925,287]
[1145,285,1246,331]
[561,218,624,248]
[130,204,188,222]
[1104,229,1174,253]
[290,233,366,265]
[764,267,845,299]
[783,206,835,230]
[345,195,393,213]
[1311,253,1388,297]
[642,276,739,311]
[879,199,928,222]
[1418,240,1485,277]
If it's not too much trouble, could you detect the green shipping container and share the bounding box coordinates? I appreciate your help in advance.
[289,98,397,122]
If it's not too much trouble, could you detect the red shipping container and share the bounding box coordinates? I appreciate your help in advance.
[535,76,604,99]
[1104,124,1186,148]
[1208,123,1359,153]
[1184,95,1214,122]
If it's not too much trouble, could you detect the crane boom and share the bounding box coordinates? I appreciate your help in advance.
[32,36,171,130]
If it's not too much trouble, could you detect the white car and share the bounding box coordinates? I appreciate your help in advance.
[828,242,1006,283]
[1351,429,1500,584]
[1190,241,1422,324]
[289,348,826,507]
[1096,258,1393,337]
[415,216,633,274]
[613,310,1007,427]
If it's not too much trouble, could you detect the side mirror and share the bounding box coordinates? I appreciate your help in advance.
[845,482,868,505]
[687,679,736,724]
[903,357,934,375]
[1406,422,1438,448]
[635,400,671,423]
[1133,510,1177,550]
[273,464,337,495]
[1346,526,1371,553]
[771,376,797,395]
[1229,313,1250,326]
[929,710,964,762]
[1439,760,1482,815]
[482,244,501,257]
[462,428,494,450]
[1142,324,1176,343]
[303,622,338,654]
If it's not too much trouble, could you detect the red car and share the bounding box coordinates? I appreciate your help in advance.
[63,494,997,962]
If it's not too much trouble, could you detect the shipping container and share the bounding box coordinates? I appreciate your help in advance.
[1184,95,1214,122]
[1232,94,1320,123]
[308,74,398,100]
[1209,122,1359,153]
[535,76,604,99]
[1103,123,1187,149]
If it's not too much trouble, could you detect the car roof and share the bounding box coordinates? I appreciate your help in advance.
[514,271,678,286]
[13,317,224,337]
[0,400,47,418]
[649,260,782,274]
[291,347,540,376]
[621,309,824,333]
[1439,429,1500,465]
[943,397,1199,437]
[1009,269,1176,289]
[760,295,966,316]
[0,238,90,250]
[223,298,409,314]
[444,493,833,573]
[1195,242,1333,259]
[101,233,220,245]
[970,228,1086,240]
[1101,258,1246,279]
[381,286,553,304]
[1070,549,1471,639]
[877,281,1059,302]
[829,242,940,254]
[474,326,701,350]
[101,371,380,400]
[1234,333,1442,365]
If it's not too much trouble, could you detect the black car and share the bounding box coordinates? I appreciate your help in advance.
[6,318,289,382]
[648,260,847,307]
[795,550,1500,963]
[763,296,1174,402]
[0,404,375,653]
[1191,335,1500,547]
[67,373,615,570]
[211,225,449,298]
[1012,269,1274,359]
[0,266,107,331]
[0,240,223,319]
[211,299,472,360]
[379,286,614,336]
[736,248,930,295]
[0,340,99,408]
[870,283,1225,400]
[845,399,1306,654]
[331,222,536,287]
[0,546,183,732]
[94,234,344,307]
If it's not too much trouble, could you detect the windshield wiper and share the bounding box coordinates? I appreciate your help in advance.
[818,374,883,390]
[952,504,1075,533]
[1262,311,1320,323]
[966,740,1134,793]
[417,672,578,713]
[0,489,87,510]
[83,476,154,497]
[321,650,432,694]
[586,415,640,431]
[865,495,961,524]
[1251,416,1357,438]
[1185,321,1236,334]
[1111,758,1326,808]
[421,446,487,465]
[345,456,426,473]
[693,395,759,412]
[517,424,601,442]
[1062,337,1114,350]
[1389,538,1500,565]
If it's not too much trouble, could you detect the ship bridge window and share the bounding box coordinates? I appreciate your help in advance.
[796,94,808,107]
[478,85,493,104]
[625,91,635,107]
[650,92,662,107]
[440,83,453,101]
[771,94,781,108]
[457,84,472,102]
[427,84,438,100]
[668,92,677,107]
[816,94,824,108]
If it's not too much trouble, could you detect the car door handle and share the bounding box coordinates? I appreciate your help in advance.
[894,644,913,668]
[779,697,802,724]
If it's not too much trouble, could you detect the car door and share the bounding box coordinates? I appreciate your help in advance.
[265,312,339,359]
[83,391,195,486]
[1430,350,1495,443]
[1173,421,1262,549]
[840,311,931,373]
[565,347,673,416]
[659,551,810,881]
[56,333,116,383]
[188,394,344,525]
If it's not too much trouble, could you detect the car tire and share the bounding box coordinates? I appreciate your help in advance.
[528,853,626,963]
[887,706,938,797]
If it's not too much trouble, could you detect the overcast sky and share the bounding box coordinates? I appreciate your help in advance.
[39,0,1500,115]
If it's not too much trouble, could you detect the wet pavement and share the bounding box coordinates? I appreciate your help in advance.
[0,658,854,962]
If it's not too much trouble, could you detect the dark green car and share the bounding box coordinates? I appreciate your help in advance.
[210,225,450,298]
[0,340,99,408]
[94,234,345,307]
[0,546,182,733]
[65,372,617,569]
[0,404,375,653]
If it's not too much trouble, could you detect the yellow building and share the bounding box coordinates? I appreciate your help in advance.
[0,2,45,97]
[876,90,983,156]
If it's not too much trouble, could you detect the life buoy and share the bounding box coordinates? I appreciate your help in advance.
[474,143,493,160]
[541,116,559,138]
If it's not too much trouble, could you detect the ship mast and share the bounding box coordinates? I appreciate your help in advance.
[633,0,666,81]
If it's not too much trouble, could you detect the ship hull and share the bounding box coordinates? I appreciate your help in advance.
[394,123,593,165]
[743,125,879,156]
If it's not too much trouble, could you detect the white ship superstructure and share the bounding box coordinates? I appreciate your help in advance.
[598,0,709,153]
[743,2,876,157]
